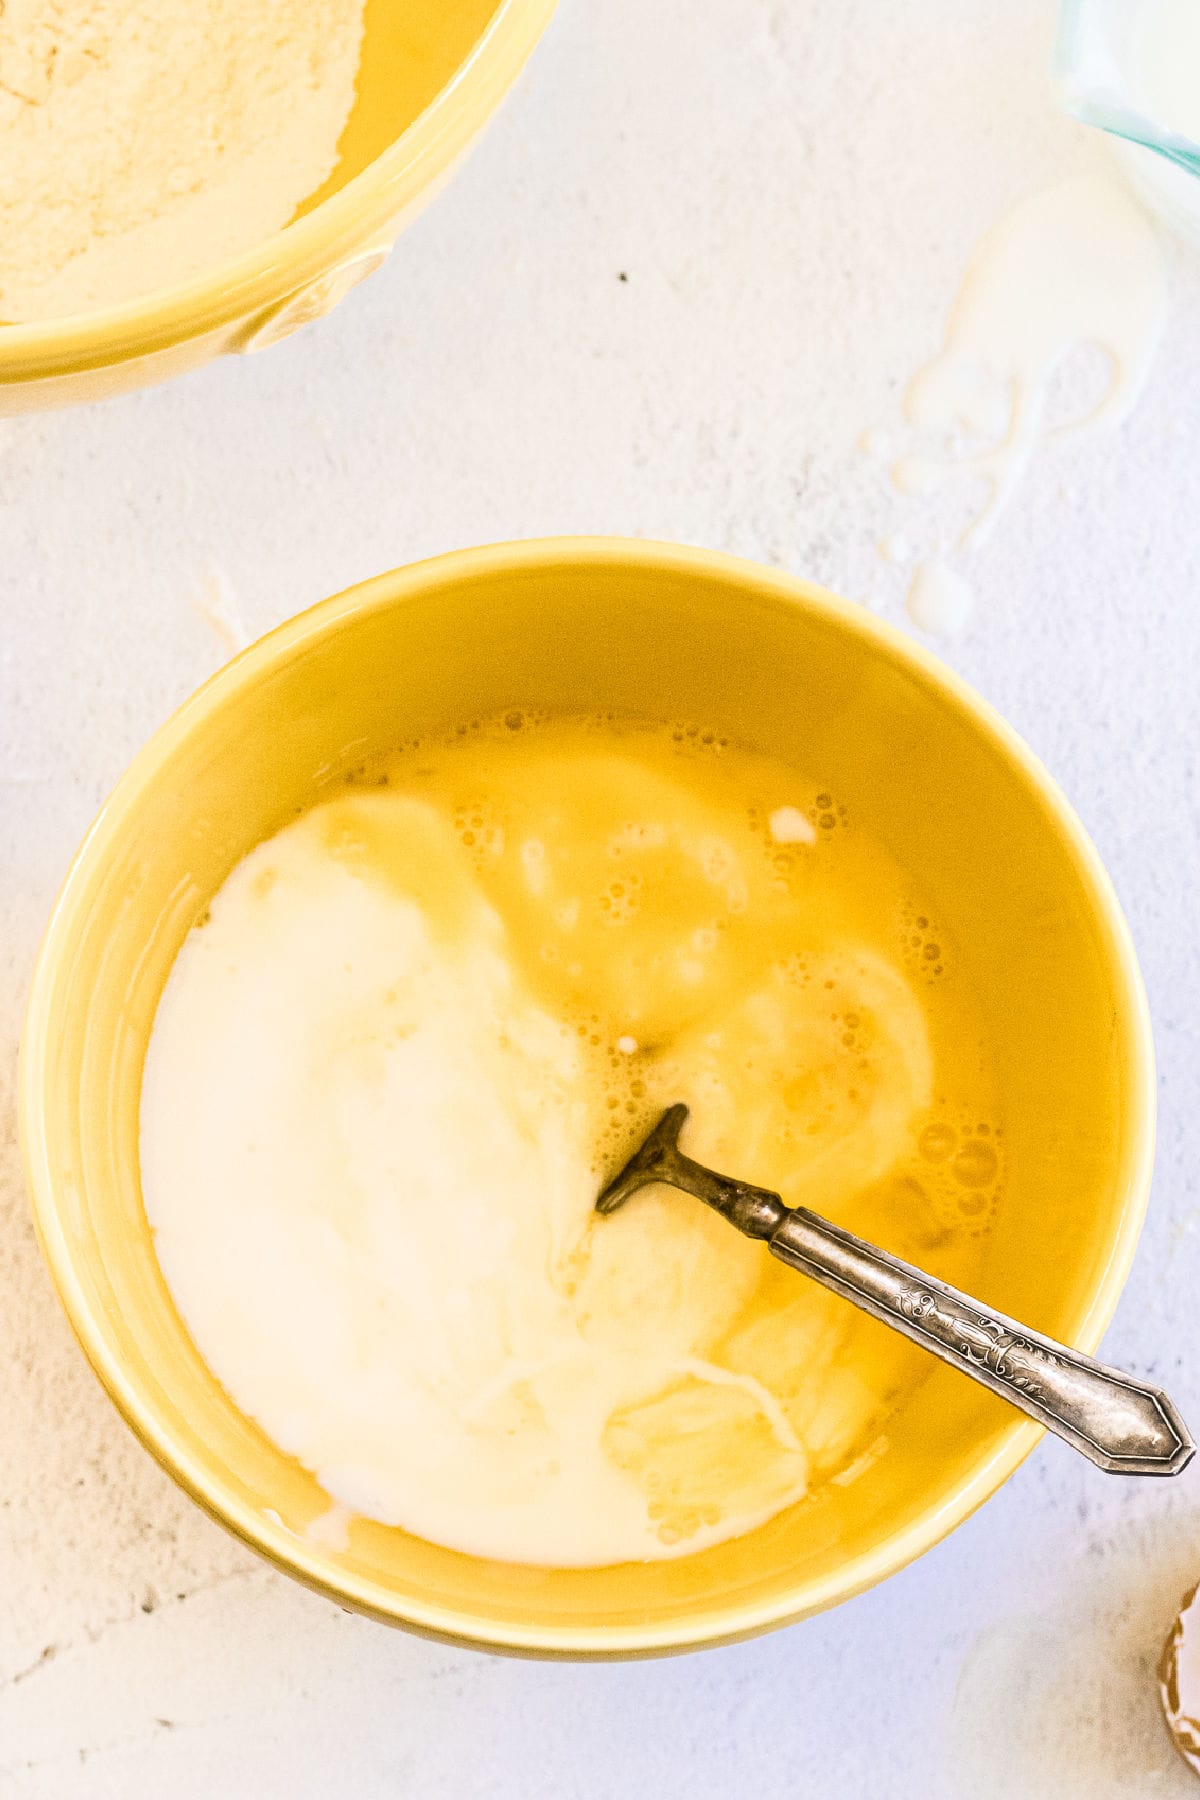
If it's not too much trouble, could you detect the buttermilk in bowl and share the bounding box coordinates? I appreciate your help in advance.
[139,713,1003,1567]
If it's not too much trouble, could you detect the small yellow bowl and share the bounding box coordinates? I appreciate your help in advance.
[0,0,554,413]
[20,539,1155,1656]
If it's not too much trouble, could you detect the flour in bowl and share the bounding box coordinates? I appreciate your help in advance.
[0,0,365,321]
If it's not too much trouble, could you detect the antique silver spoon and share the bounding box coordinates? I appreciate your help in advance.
[596,1104,1193,1475]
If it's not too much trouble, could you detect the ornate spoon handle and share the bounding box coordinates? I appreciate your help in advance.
[596,1104,1193,1476]
[768,1205,1189,1474]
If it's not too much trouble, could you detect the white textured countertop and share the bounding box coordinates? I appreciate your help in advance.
[3,2,1200,1793]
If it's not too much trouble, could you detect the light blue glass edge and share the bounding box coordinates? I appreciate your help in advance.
[1052,0,1200,178]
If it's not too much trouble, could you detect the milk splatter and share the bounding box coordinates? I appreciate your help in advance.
[867,173,1167,637]
[905,563,974,639]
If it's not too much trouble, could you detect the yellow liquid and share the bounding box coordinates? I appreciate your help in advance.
[142,709,1002,1566]
[333,713,1002,1547]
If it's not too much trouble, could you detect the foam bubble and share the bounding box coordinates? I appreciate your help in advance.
[919,1122,956,1162]
[768,806,817,846]
[952,1139,998,1189]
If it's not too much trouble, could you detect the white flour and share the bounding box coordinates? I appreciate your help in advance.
[0,0,365,322]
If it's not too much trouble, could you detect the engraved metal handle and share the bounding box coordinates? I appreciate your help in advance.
[768,1206,1191,1474]
[597,1105,1193,1476]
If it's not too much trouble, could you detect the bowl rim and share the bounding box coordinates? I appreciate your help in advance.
[18,536,1157,1657]
[0,0,555,383]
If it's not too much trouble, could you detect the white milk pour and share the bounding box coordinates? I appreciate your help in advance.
[869,173,1167,637]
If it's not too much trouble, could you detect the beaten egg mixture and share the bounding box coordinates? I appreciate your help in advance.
[140,715,1002,1566]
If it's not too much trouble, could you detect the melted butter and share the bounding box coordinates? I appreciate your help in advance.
[140,715,1002,1567]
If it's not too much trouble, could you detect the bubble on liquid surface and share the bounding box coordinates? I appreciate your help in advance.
[768,806,816,846]
[919,1122,957,1163]
[952,1139,998,1189]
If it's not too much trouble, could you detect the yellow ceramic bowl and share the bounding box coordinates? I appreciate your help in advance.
[0,0,554,413]
[20,539,1154,1656]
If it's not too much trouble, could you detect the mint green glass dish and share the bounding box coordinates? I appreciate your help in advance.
[1055,0,1200,175]
[1055,0,1200,239]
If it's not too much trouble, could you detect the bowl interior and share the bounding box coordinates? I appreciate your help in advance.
[0,0,519,362]
[299,0,507,216]
[23,544,1151,1653]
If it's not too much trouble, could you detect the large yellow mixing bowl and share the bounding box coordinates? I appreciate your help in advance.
[20,539,1155,1655]
[0,0,554,412]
